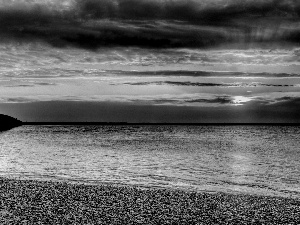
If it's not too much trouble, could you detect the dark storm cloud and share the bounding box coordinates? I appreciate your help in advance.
[76,0,300,23]
[0,0,299,49]
[121,81,295,87]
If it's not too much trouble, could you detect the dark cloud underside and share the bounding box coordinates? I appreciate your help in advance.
[0,0,299,49]
[109,70,300,77]
[76,0,300,22]
[121,81,295,87]
[4,82,57,87]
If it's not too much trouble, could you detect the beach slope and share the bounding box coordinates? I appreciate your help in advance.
[0,178,299,224]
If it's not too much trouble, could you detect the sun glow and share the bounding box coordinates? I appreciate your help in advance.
[232,96,252,105]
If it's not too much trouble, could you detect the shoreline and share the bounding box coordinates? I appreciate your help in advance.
[1,178,299,224]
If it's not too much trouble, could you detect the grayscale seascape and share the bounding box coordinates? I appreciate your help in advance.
[1,125,299,199]
[1,0,300,223]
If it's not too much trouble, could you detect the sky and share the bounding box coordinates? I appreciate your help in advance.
[0,0,299,123]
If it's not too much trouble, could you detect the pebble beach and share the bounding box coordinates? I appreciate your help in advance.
[0,178,299,224]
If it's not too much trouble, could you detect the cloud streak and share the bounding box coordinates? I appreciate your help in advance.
[0,94,237,105]
[109,70,300,78]
[4,82,57,87]
[1,92,299,108]
[120,81,296,87]
[0,0,299,49]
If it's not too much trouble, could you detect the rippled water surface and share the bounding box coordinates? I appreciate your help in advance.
[0,125,299,198]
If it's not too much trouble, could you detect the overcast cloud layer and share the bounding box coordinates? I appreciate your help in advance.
[0,0,300,122]
[0,0,299,49]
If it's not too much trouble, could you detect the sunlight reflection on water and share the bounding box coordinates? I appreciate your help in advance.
[0,125,300,198]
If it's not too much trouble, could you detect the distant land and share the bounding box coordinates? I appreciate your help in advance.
[0,114,22,131]
[1,115,299,129]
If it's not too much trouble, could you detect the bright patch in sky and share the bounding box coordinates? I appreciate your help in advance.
[232,96,253,105]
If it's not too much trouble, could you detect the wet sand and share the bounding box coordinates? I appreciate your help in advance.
[0,178,299,224]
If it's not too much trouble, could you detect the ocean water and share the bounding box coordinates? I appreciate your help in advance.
[0,125,299,198]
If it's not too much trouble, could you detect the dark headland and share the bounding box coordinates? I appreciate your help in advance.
[0,114,22,131]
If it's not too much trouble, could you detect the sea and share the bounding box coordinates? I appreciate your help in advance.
[0,125,299,198]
